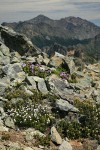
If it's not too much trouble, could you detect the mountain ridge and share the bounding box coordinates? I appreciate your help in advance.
[1,15,100,62]
[2,15,100,42]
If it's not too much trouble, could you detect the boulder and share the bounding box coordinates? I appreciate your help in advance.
[0,125,9,132]
[76,75,92,89]
[0,77,10,95]
[0,107,7,119]
[4,117,15,129]
[33,76,48,94]
[2,63,26,82]
[47,74,76,101]
[97,145,100,150]
[0,144,6,150]
[26,128,45,141]
[65,56,75,74]
[26,76,37,90]
[8,142,21,150]
[0,82,9,96]
[0,25,41,56]
[51,126,62,145]
[10,52,21,63]
[56,99,79,112]
[59,140,72,150]
[0,42,10,65]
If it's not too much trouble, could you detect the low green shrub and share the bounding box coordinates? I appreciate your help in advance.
[22,62,51,78]
[57,99,100,142]
[68,73,77,83]
[4,89,52,133]
[34,134,50,147]
[1,133,10,141]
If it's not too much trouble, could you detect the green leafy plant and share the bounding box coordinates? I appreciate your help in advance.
[34,134,50,147]
[22,62,51,78]
[4,89,52,133]
[1,133,10,141]
[57,99,100,142]
[68,73,77,83]
[52,67,67,76]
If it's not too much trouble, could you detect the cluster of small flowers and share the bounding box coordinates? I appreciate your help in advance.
[6,102,51,129]
[60,72,69,80]
[22,62,51,77]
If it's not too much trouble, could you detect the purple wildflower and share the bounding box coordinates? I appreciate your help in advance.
[30,64,34,69]
[46,69,52,74]
[60,72,69,79]
[22,63,26,67]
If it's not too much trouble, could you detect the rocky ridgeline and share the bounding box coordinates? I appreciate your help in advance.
[0,26,100,150]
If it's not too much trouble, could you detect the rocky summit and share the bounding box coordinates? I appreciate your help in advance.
[0,25,100,150]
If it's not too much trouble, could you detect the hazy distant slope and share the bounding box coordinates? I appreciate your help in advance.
[2,15,100,48]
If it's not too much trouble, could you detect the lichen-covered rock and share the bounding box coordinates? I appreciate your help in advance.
[4,117,15,129]
[51,126,62,145]
[0,25,41,56]
[2,63,26,83]
[0,144,6,150]
[0,42,10,65]
[33,76,48,94]
[65,56,75,74]
[26,128,45,141]
[26,76,37,90]
[7,142,21,150]
[0,125,9,132]
[56,99,79,112]
[10,52,21,63]
[59,140,72,150]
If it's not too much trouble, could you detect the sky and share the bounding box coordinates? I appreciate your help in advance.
[0,0,100,26]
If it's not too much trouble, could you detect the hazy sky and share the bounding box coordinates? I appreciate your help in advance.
[0,0,100,26]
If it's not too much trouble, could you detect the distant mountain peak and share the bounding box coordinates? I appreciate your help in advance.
[34,14,50,20]
[28,14,52,23]
[2,15,100,42]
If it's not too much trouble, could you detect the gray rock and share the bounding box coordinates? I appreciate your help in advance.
[51,126,62,145]
[38,78,48,94]
[0,125,9,132]
[0,25,41,56]
[47,74,69,92]
[0,107,7,119]
[0,96,8,102]
[23,147,33,150]
[10,52,21,63]
[8,142,21,150]
[92,89,100,104]
[2,63,26,82]
[76,75,92,89]
[26,56,36,63]
[0,144,6,150]
[26,128,45,141]
[65,56,75,74]
[33,76,48,94]
[47,74,76,101]
[36,54,44,64]
[26,76,37,90]
[4,117,15,129]
[48,52,66,69]
[0,82,9,96]
[0,42,10,65]
[97,145,100,150]
[56,99,79,112]
[59,140,72,150]
[3,63,22,76]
